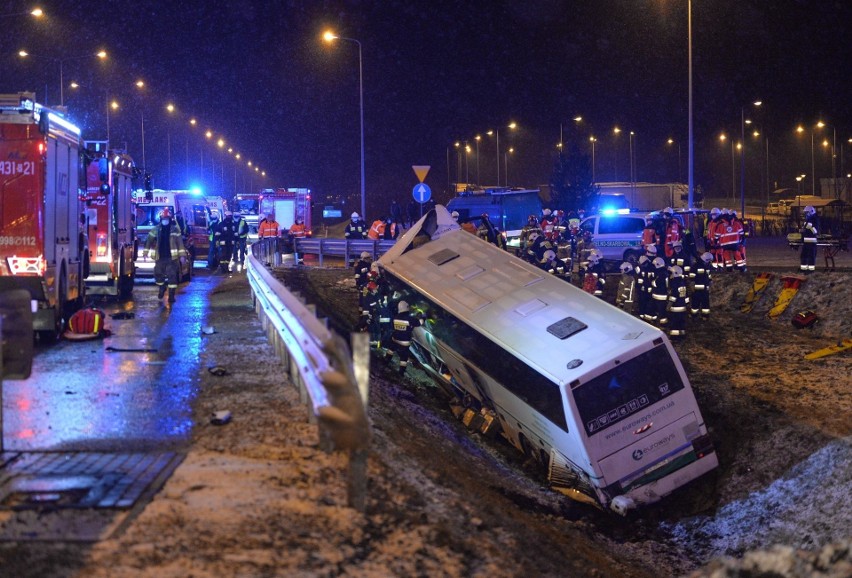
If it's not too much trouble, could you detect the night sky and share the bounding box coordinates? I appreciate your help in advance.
[3,0,850,217]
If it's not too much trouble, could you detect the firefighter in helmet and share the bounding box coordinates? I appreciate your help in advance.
[799,205,819,273]
[391,300,423,375]
[143,208,188,304]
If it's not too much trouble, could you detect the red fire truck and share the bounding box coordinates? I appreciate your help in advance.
[81,141,137,298]
[0,93,86,338]
[258,188,312,236]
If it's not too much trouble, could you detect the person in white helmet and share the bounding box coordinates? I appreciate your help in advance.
[667,265,689,337]
[616,261,637,313]
[706,207,723,269]
[391,299,423,375]
[799,205,819,273]
[649,256,669,325]
[690,252,714,320]
[345,212,367,240]
[354,251,373,309]
[582,249,606,297]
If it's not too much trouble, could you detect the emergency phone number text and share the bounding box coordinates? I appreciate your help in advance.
[0,236,37,246]
[0,161,36,176]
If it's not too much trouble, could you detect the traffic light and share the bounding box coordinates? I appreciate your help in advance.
[144,173,153,191]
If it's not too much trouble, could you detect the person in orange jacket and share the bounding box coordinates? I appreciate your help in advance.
[288,217,307,239]
[367,218,385,240]
[258,212,280,238]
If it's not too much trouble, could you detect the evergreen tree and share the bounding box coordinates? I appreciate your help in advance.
[550,142,599,212]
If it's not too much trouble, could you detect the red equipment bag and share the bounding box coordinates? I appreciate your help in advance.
[791,310,818,329]
[64,307,109,340]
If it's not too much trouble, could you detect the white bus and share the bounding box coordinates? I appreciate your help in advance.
[378,206,718,515]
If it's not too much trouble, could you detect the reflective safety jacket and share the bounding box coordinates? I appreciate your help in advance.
[145,222,188,261]
[289,223,307,238]
[345,221,367,240]
[258,219,280,238]
[668,276,690,311]
[367,219,385,240]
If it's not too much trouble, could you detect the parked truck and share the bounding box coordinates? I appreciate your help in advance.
[81,141,137,298]
[595,182,689,211]
[0,93,86,338]
[258,188,312,236]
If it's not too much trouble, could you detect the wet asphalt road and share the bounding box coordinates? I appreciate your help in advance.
[1,266,221,453]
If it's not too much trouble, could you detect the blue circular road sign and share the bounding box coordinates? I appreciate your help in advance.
[412,183,432,204]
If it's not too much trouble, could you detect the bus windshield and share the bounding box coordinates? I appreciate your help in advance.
[572,345,685,437]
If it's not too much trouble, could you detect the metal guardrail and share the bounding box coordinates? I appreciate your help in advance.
[245,246,371,511]
[294,238,396,265]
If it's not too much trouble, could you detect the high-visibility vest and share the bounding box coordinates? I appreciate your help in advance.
[368,220,385,240]
[259,220,280,238]
[289,223,307,238]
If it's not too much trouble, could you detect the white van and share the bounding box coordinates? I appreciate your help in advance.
[579,211,647,262]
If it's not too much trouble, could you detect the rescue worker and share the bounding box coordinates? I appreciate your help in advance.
[391,300,423,375]
[799,205,819,274]
[289,216,307,240]
[520,215,542,256]
[537,248,559,274]
[730,209,746,271]
[667,265,689,338]
[367,217,385,240]
[206,210,220,269]
[616,261,637,313]
[214,211,239,272]
[354,251,372,309]
[636,244,658,320]
[381,216,399,240]
[641,214,660,254]
[583,249,606,297]
[663,207,681,259]
[345,212,367,240]
[669,239,692,277]
[258,212,280,238]
[476,213,506,250]
[706,207,724,269]
[234,213,249,271]
[143,208,188,304]
[690,252,713,320]
[650,256,669,325]
[540,208,558,241]
[717,209,740,272]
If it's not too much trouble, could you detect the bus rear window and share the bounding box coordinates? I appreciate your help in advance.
[572,345,685,437]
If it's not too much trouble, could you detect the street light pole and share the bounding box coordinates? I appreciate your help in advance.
[687,0,694,208]
[590,137,596,182]
[324,32,365,219]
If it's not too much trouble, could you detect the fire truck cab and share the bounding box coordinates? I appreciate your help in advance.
[258,188,312,237]
[81,141,137,298]
[0,93,86,338]
[132,189,196,280]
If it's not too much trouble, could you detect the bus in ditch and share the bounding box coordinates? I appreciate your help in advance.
[376,205,718,515]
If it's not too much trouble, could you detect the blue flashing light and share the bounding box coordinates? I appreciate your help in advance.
[189,186,204,196]
[601,207,618,216]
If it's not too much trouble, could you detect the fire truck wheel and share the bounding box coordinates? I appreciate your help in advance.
[82,250,91,279]
[118,260,134,300]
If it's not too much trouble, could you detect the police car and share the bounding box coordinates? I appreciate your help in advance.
[579,209,647,263]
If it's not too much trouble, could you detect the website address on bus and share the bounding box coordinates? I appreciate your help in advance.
[605,400,675,440]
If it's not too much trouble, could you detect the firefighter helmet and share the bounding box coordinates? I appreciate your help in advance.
[620,262,634,274]
[543,208,552,216]
[670,265,684,278]
[527,214,538,224]
[700,251,713,264]
[542,249,556,262]
[645,244,657,255]
[366,281,378,291]
[638,255,649,265]
[663,207,674,216]
[588,249,602,263]
[360,251,371,260]
[652,257,666,269]
[671,240,683,250]
[451,210,459,219]
[159,208,172,219]
[710,207,721,218]
[397,300,410,313]
[804,205,816,216]
[351,212,360,220]
[528,231,540,242]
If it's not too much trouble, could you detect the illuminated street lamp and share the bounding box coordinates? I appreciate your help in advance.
[719,133,737,200]
[1,7,43,18]
[134,79,146,169]
[323,30,365,219]
[17,49,107,107]
[504,147,515,187]
[487,122,516,187]
[739,100,762,216]
[796,121,825,196]
[589,136,597,182]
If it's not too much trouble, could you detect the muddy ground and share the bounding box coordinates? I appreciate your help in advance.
[273,263,852,577]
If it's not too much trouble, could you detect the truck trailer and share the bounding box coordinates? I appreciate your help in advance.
[0,93,86,338]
